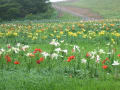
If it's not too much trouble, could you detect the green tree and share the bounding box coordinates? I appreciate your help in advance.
[0,0,52,20]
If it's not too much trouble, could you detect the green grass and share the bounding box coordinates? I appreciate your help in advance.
[57,11,82,20]
[60,0,120,19]
[0,69,120,90]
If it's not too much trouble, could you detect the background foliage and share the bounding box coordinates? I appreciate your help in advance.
[0,0,53,20]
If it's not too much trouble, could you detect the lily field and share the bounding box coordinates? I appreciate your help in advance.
[0,19,120,90]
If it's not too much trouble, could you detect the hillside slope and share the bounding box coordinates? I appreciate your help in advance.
[52,0,102,20]
[60,0,120,19]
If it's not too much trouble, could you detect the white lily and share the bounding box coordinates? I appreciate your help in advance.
[41,52,50,59]
[0,48,5,52]
[81,58,87,64]
[54,48,61,53]
[91,55,95,59]
[91,50,97,55]
[62,49,68,54]
[26,53,33,57]
[99,49,105,54]
[12,47,20,53]
[73,45,80,52]
[112,61,120,66]
[96,55,100,63]
[89,50,96,59]
[60,40,64,43]
[22,45,29,51]
[51,53,58,59]
[49,39,60,46]
[17,43,21,47]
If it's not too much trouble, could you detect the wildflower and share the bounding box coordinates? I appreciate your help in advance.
[111,38,115,44]
[102,60,106,64]
[50,34,54,37]
[102,58,110,64]
[110,24,115,27]
[89,50,97,59]
[51,53,58,59]
[40,57,44,62]
[16,43,21,47]
[14,61,20,64]
[26,53,35,57]
[36,58,44,64]
[62,49,68,54]
[13,32,18,36]
[73,45,80,52]
[7,59,11,62]
[5,55,11,63]
[56,35,60,39]
[99,31,105,35]
[112,61,119,66]
[68,56,75,60]
[22,45,29,51]
[41,52,49,59]
[54,48,61,53]
[99,49,105,54]
[91,55,95,59]
[67,56,75,62]
[72,33,77,37]
[105,58,109,61]
[67,59,71,62]
[7,44,11,48]
[60,31,64,35]
[118,54,120,57]
[36,60,40,64]
[33,48,42,53]
[86,52,91,58]
[60,40,64,43]
[0,48,5,52]
[96,55,100,63]
[81,58,87,64]
[102,65,108,69]
[50,39,60,46]
[12,47,20,53]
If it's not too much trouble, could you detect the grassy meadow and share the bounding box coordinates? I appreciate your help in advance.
[0,19,120,90]
[60,0,120,19]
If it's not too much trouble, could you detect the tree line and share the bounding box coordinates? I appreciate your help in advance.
[0,0,53,20]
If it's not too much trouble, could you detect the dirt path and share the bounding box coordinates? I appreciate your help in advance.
[52,0,102,20]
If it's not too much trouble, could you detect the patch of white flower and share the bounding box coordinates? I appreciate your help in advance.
[81,58,87,64]
[41,52,50,59]
[112,61,120,66]
[96,55,100,63]
[51,53,58,59]
[16,43,21,47]
[99,49,105,54]
[73,45,80,52]
[11,47,20,53]
[26,53,33,57]
[22,45,29,51]
[62,49,68,54]
[54,48,61,53]
[50,39,60,46]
